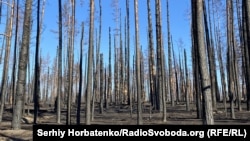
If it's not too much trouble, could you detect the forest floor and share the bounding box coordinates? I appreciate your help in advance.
[0,101,250,140]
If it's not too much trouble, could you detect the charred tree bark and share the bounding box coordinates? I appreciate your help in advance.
[167,0,174,107]
[147,0,156,110]
[12,0,33,129]
[227,0,236,119]
[76,22,84,125]
[99,54,104,114]
[33,0,41,124]
[10,0,19,109]
[203,1,217,111]
[56,0,63,124]
[243,0,250,111]
[0,0,14,122]
[191,0,214,125]
[184,49,190,111]
[107,27,112,109]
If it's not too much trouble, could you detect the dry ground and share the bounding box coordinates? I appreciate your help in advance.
[0,101,250,140]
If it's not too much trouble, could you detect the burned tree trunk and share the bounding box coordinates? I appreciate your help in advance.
[86,0,95,125]
[134,0,143,125]
[191,0,214,125]
[12,0,33,129]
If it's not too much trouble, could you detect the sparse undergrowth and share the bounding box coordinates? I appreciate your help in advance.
[0,102,250,141]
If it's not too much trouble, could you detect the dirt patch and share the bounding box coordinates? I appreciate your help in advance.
[0,129,32,141]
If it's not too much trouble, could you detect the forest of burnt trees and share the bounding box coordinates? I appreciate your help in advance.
[0,0,250,130]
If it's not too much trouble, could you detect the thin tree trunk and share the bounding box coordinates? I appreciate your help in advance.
[147,0,156,110]
[57,0,63,124]
[0,0,14,122]
[33,0,41,124]
[107,27,112,109]
[77,22,84,125]
[155,0,167,122]
[126,0,132,117]
[172,37,180,105]
[99,54,104,114]
[119,10,124,104]
[227,0,236,119]
[184,49,190,111]
[243,0,250,111]
[12,0,33,129]
[10,0,19,109]
[66,0,75,125]
[134,0,143,125]
[86,0,95,125]
[167,0,174,107]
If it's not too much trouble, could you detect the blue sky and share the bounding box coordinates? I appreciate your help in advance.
[39,0,192,69]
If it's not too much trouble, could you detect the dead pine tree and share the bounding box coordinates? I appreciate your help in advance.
[226,0,236,119]
[134,0,143,125]
[76,22,84,125]
[166,0,174,107]
[155,0,162,112]
[99,53,104,114]
[126,0,132,117]
[212,2,227,115]
[92,0,102,121]
[66,0,75,125]
[203,1,217,111]
[191,0,214,125]
[184,49,190,111]
[33,0,41,124]
[191,26,203,119]
[107,27,112,109]
[234,1,242,109]
[147,0,156,110]
[86,0,95,125]
[119,10,124,105]
[242,0,250,111]
[0,0,14,122]
[155,0,167,122]
[12,0,33,129]
[56,0,63,124]
[10,0,20,111]
[114,37,119,105]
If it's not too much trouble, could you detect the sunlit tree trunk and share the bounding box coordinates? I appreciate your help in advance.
[134,0,143,125]
[167,0,174,107]
[0,0,14,122]
[66,0,75,125]
[86,0,95,125]
[227,0,236,119]
[191,0,214,125]
[10,0,19,109]
[203,1,217,111]
[12,0,33,129]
